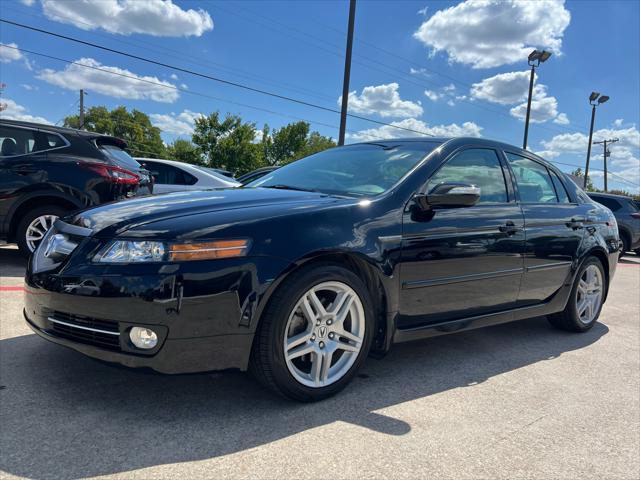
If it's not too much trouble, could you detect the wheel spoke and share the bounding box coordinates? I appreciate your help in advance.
[286,342,314,361]
[577,298,588,316]
[578,279,588,295]
[319,350,333,383]
[335,294,354,325]
[336,328,361,345]
[335,340,359,353]
[307,290,326,317]
[287,331,312,351]
[299,297,318,323]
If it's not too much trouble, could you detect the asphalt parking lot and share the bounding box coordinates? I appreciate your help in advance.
[0,245,638,480]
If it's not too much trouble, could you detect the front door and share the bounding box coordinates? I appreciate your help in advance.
[398,147,525,329]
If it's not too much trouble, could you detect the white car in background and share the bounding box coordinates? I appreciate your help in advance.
[136,157,241,194]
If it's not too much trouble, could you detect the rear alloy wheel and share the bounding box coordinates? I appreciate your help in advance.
[250,264,374,401]
[548,257,605,332]
[16,206,68,257]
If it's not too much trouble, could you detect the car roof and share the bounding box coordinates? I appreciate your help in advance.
[135,157,241,185]
[588,192,632,200]
[1,118,127,147]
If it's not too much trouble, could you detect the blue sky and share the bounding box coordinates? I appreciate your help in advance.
[1,0,638,192]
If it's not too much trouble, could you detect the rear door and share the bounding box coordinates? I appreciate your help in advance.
[144,161,198,194]
[0,125,49,233]
[503,151,590,306]
[398,147,525,328]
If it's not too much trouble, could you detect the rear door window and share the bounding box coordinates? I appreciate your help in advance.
[505,153,557,203]
[1,126,38,157]
[550,171,571,203]
[146,162,196,185]
[591,196,622,211]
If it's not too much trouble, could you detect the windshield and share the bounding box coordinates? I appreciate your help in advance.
[247,141,441,196]
[100,144,142,171]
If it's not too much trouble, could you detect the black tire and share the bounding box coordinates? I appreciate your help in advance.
[619,234,630,258]
[15,206,69,257]
[635,249,640,256]
[548,256,606,332]
[250,263,375,402]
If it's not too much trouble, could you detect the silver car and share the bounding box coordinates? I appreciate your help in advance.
[136,158,240,194]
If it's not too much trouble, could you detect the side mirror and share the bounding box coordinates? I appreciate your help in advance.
[415,182,481,209]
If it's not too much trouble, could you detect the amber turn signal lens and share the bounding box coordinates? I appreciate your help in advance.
[169,240,249,261]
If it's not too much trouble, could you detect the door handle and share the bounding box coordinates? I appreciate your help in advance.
[499,221,521,235]
[566,218,585,230]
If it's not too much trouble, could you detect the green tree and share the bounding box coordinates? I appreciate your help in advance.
[64,106,166,158]
[261,121,336,166]
[571,168,595,191]
[166,139,202,165]
[192,112,262,175]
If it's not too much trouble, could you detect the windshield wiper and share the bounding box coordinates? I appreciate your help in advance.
[262,184,320,192]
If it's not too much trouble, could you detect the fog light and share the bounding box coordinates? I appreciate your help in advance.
[129,327,158,349]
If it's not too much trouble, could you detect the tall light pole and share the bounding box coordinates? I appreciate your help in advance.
[79,89,85,129]
[338,0,356,146]
[522,49,552,150]
[584,92,609,189]
[593,137,618,192]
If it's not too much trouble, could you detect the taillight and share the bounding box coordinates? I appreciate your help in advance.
[79,162,140,185]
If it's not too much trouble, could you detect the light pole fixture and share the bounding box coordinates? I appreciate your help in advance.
[522,49,552,150]
[584,92,610,189]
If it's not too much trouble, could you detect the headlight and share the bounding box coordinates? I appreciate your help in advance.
[94,239,250,263]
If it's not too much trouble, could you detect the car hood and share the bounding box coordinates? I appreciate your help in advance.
[70,188,343,236]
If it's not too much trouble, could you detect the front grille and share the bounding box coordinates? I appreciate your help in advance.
[48,311,121,350]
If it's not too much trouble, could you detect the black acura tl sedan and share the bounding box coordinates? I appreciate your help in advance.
[24,137,620,401]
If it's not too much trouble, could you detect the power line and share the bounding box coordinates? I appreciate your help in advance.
[213,2,592,138]
[0,3,337,104]
[0,19,438,138]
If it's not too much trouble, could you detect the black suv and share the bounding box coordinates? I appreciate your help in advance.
[0,120,152,256]
[588,192,640,255]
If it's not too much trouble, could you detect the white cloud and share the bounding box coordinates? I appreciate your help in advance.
[150,110,204,135]
[20,0,35,5]
[170,73,179,80]
[471,71,531,105]
[348,118,482,142]
[41,0,213,37]
[0,42,23,63]
[0,98,51,124]
[613,118,624,128]
[37,58,179,103]
[21,84,38,91]
[414,0,571,69]
[424,90,441,102]
[409,67,431,78]
[417,6,428,16]
[471,71,567,124]
[340,83,423,118]
[540,125,640,190]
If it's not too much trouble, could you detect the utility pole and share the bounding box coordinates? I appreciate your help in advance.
[584,92,609,189]
[593,138,618,192]
[79,89,85,129]
[338,0,356,146]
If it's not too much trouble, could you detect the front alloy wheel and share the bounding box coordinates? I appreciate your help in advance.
[284,281,365,388]
[250,264,374,401]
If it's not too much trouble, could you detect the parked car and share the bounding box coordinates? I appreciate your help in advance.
[0,119,152,256]
[588,192,640,255]
[25,137,619,401]
[236,166,279,185]
[136,158,240,194]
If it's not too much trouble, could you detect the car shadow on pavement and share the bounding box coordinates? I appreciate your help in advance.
[0,316,607,479]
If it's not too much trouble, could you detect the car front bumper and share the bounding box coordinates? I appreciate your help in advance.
[24,254,291,374]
